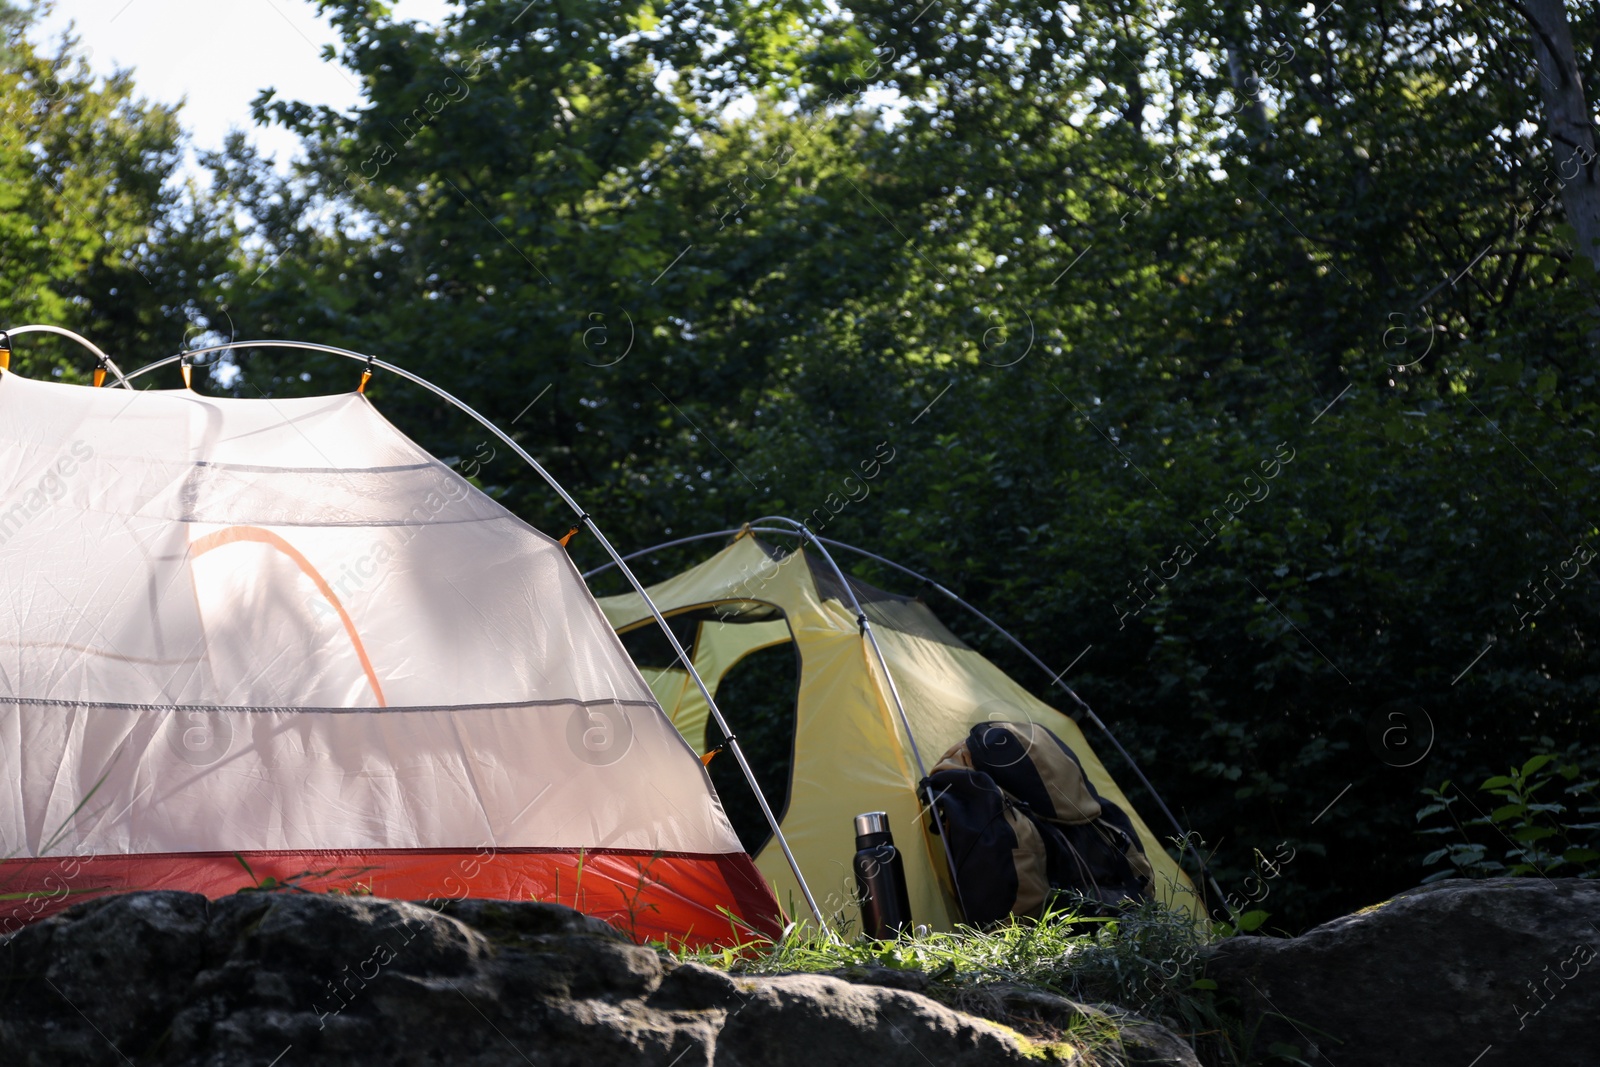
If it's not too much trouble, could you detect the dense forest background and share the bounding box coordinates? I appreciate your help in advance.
[4,0,1596,933]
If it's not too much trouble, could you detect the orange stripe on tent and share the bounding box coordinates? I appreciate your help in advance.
[189,526,387,707]
[0,848,782,948]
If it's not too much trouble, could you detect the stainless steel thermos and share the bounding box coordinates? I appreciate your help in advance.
[853,811,912,939]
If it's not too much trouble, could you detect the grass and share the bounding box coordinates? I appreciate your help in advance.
[0,769,117,921]
[667,897,1319,1067]
[669,897,1239,1065]
[689,900,1199,1005]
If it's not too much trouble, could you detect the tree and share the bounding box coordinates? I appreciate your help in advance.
[0,16,230,377]
[1514,0,1600,272]
[211,0,1598,930]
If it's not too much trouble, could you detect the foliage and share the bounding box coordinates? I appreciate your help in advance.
[1417,747,1600,881]
[676,899,1310,1065]
[0,14,230,377]
[229,852,379,895]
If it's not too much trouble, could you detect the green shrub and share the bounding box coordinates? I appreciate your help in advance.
[1417,747,1600,881]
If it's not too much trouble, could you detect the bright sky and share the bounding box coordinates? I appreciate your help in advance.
[32,0,456,172]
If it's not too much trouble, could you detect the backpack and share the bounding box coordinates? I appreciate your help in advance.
[920,721,1154,925]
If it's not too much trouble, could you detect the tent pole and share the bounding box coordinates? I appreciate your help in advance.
[0,324,133,387]
[115,342,832,935]
[800,537,1225,912]
[745,515,974,927]
[586,525,1223,913]
[580,528,746,580]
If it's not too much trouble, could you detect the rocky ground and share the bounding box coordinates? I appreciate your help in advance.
[3,879,1595,1066]
[1203,878,1600,1067]
[0,890,1193,1067]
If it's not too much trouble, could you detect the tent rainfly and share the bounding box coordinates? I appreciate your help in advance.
[594,528,1204,931]
[0,338,781,948]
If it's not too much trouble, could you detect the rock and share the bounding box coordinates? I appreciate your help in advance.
[1098,1010,1206,1067]
[0,890,1197,1067]
[824,963,932,994]
[934,985,1200,1067]
[716,973,1046,1067]
[4,891,211,1061]
[1203,878,1600,1067]
[822,966,1196,1065]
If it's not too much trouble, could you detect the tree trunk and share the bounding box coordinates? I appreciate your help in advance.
[1224,42,1270,135]
[1518,0,1600,271]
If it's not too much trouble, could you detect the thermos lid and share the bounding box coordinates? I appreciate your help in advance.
[854,811,890,836]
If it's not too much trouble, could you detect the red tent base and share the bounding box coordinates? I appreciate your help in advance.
[0,847,782,948]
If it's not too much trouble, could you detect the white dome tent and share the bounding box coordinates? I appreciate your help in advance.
[0,327,819,947]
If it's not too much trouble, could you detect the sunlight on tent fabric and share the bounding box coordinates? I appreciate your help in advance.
[598,532,1202,932]
[0,369,778,947]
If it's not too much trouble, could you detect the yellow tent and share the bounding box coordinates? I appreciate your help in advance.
[595,528,1202,931]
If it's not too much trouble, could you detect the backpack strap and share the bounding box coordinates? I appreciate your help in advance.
[966,721,1102,824]
[924,722,1156,923]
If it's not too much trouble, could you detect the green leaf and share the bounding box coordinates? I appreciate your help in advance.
[1521,755,1556,777]
[1511,826,1558,843]
[1481,776,1515,790]
[1234,910,1270,932]
[631,5,661,32]
[1489,804,1526,824]
[1449,843,1488,862]
[1268,1041,1314,1065]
